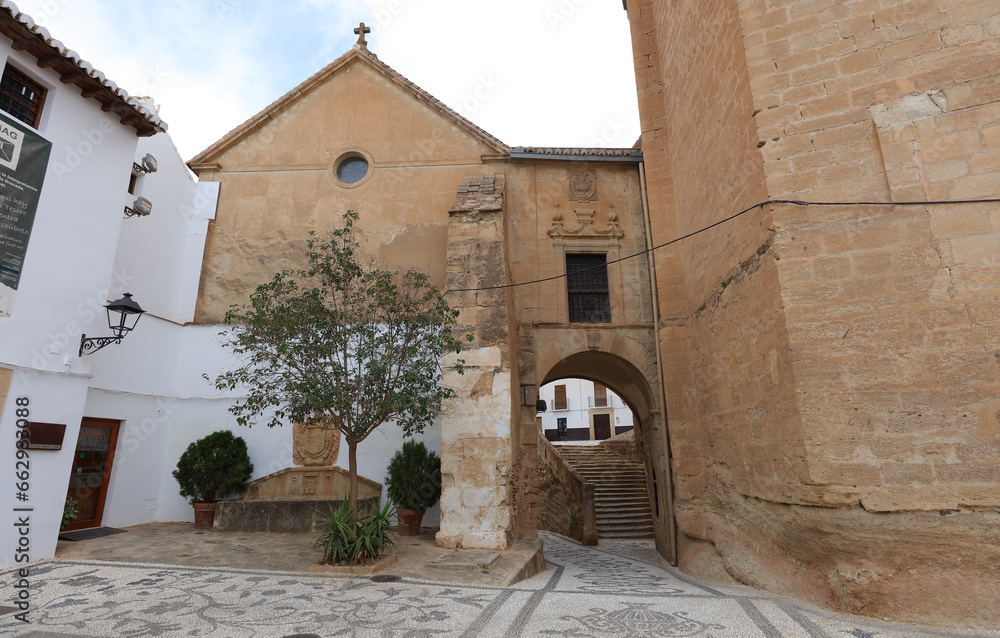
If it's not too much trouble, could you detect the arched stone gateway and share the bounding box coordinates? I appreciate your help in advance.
[435,165,676,563]
[537,350,674,550]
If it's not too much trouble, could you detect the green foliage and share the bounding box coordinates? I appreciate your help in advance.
[208,210,466,511]
[312,498,396,564]
[172,430,254,504]
[384,440,441,511]
[61,498,78,530]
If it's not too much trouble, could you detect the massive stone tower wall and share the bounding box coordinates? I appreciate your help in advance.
[628,0,1000,627]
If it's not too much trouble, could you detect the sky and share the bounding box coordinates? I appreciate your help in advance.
[13,0,641,161]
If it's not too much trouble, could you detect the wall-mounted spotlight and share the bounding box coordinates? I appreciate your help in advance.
[132,153,158,174]
[79,293,146,356]
[124,196,152,218]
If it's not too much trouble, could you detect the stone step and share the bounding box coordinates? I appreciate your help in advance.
[597,508,653,524]
[594,491,648,499]
[597,524,655,534]
[597,517,655,528]
[557,447,654,541]
[582,470,643,475]
[598,519,653,529]
[596,497,650,507]
[598,531,656,539]
[597,512,653,523]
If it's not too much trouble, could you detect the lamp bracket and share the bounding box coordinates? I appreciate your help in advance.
[79,334,123,357]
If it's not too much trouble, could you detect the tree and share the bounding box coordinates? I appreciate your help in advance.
[210,211,465,512]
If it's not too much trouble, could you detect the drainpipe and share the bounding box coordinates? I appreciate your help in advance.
[639,160,678,566]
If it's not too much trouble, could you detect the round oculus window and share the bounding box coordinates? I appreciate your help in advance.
[336,156,369,185]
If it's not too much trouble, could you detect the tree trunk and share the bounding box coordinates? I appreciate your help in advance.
[348,438,359,515]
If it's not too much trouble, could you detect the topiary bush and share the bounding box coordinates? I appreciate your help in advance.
[384,440,441,511]
[172,430,254,504]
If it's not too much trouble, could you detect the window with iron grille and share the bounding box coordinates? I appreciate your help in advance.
[566,253,611,323]
[0,65,47,128]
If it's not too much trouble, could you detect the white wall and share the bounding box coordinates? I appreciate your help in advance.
[0,368,91,568]
[0,37,143,568]
[0,45,139,373]
[108,133,217,324]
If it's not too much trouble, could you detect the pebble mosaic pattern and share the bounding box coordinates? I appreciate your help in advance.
[2,533,996,637]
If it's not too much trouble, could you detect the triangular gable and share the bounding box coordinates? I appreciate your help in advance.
[188,46,508,169]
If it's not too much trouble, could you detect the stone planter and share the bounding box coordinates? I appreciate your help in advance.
[192,502,218,529]
[396,508,424,536]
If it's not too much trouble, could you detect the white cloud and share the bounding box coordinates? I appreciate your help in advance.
[11,0,639,158]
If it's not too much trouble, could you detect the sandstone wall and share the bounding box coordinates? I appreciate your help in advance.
[629,0,812,561]
[502,159,671,550]
[536,433,598,545]
[629,0,1000,627]
[190,59,498,323]
[437,175,517,550]
[739,0,1000,514]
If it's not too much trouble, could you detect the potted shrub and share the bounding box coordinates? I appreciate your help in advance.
[172,430,253,529]
[384,440,441,536]
[61,497,78,530]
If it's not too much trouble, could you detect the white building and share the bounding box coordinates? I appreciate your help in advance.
[0,5,298,568]
[538,378,634,443]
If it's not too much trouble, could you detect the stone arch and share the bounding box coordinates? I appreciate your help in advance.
[533,327,661,438]
[540,351,658,422]
[530,330,674,557]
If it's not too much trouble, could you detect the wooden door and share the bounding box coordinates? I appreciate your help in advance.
[63,418,119,530]
[593,414,612,440]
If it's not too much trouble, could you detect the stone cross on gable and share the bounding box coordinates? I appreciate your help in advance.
[354,22,371,47]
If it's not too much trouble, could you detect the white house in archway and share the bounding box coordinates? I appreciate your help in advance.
[538,378,634,442]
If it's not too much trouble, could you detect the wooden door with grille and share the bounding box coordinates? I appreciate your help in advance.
[63,418,119,530]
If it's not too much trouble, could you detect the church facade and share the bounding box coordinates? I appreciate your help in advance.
[186,42,669,554]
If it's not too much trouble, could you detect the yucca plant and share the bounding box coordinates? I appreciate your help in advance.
[312,498,396,564]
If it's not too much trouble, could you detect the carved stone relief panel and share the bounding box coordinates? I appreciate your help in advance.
[569,169,598,203]
[293,421,341,466]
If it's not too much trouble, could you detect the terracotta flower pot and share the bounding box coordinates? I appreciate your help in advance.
[396,508,425,536]
[192,502,218,529]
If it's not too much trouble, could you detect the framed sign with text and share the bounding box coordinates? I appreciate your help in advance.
[0,110,52,317]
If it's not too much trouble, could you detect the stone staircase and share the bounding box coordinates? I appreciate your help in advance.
[555,445,655,539]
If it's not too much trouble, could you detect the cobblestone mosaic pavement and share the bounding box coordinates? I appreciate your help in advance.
[3,532,997,637]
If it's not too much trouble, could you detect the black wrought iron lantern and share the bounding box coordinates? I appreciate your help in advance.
[79,293,146,356]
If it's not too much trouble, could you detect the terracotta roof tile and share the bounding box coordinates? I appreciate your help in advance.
[0,1,165,135]
[509,146,643,161]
